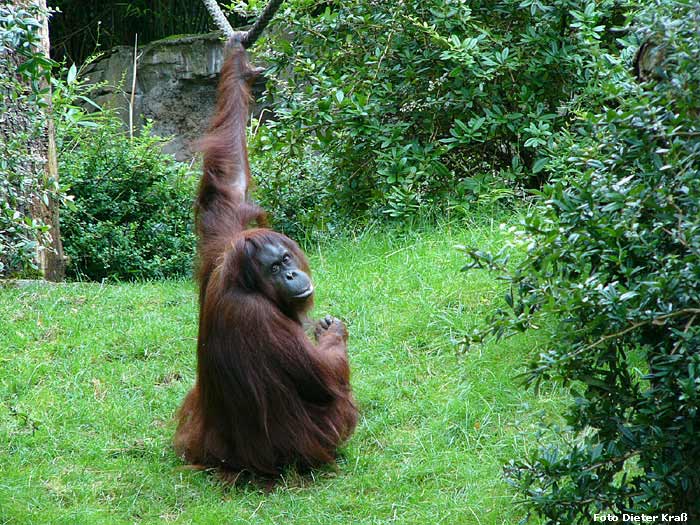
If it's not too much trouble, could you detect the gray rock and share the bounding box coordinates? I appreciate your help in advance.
[83,32,266,161]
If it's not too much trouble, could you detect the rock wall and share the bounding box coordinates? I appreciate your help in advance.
[83,33,266,161]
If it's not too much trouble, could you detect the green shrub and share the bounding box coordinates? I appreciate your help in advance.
[254,0,637,218]
[250,146,345,243]
[464,0,700,519]
[59,118,197,281]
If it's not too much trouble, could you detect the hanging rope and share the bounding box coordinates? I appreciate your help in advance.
[201,0,235,39]
[240,0,284,48]
[201,0,285,48]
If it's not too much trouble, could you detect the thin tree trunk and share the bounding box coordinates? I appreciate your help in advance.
[26,0,65,280]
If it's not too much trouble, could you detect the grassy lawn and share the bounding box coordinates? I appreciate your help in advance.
[0,221,563,524]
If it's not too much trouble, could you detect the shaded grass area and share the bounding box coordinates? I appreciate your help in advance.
[0,221,563,524]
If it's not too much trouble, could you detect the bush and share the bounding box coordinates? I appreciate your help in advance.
[464,0,700,519]
[59,117,197,281]
[250,146,345,243]
[254,0,637,218]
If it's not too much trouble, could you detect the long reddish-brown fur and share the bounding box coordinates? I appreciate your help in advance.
[174,36,357,478]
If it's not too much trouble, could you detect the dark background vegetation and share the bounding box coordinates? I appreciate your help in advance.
[48,0,245,64]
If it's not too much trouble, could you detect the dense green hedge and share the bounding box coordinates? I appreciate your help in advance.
[251,149,345,242]
[254,0,636,219]
[465,0,700,519]
[59,118,197,281]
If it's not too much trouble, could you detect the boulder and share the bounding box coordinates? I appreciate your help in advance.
[83,32,266,161]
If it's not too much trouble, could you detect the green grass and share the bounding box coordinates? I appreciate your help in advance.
[0,221,564,524]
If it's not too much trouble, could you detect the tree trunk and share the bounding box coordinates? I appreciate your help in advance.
[11,0,65,280]
[36,0,65,281]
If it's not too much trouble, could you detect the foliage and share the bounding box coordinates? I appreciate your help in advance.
[255,0,635,218]
[250,138,347,242]
[48,0,241,66]
[463,0,700,519]
[0,4,57,278]
[58,113,197,281]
